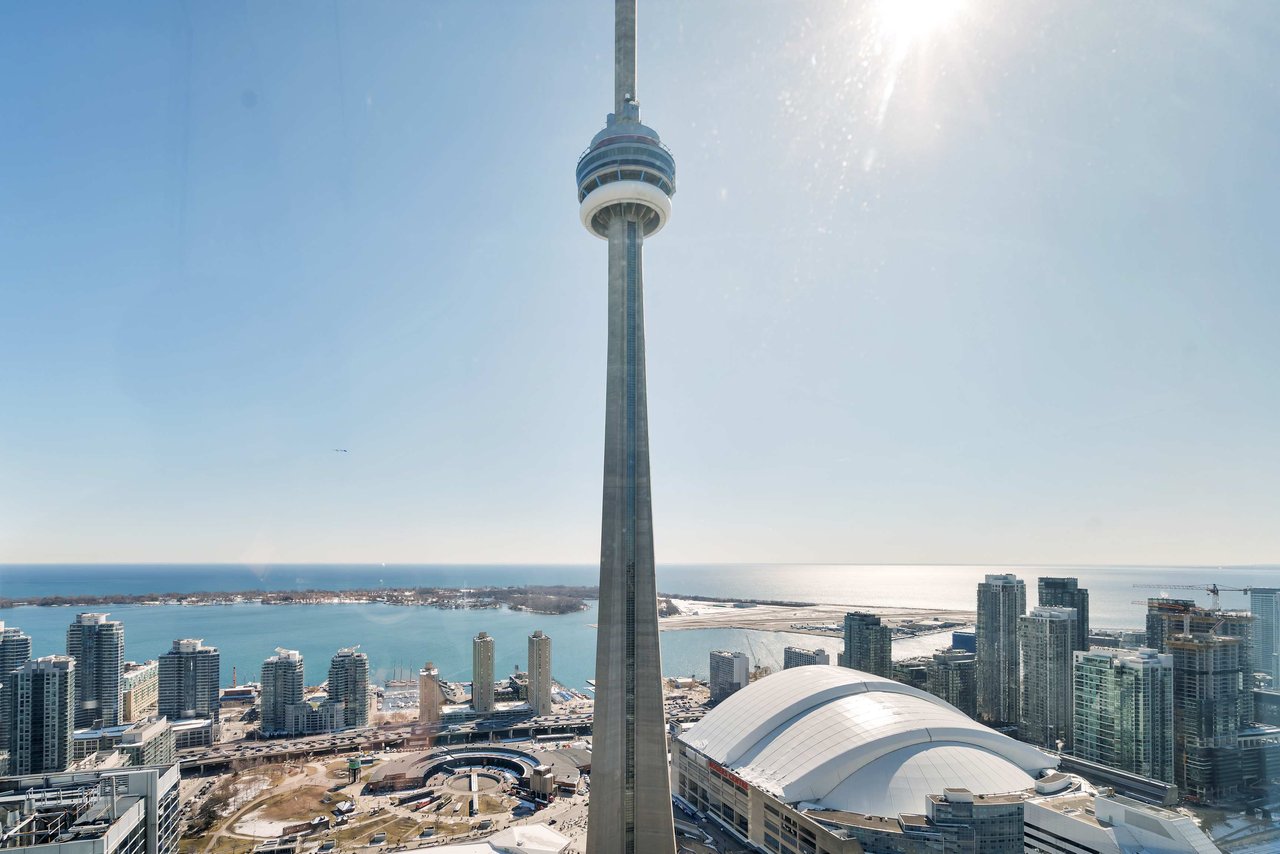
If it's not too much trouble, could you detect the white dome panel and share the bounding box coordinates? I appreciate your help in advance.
[680,665,1057,818]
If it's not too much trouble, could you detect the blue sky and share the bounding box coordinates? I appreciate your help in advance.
[2,1,1278,565]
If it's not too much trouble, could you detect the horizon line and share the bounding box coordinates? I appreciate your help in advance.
[2,561,1277,569]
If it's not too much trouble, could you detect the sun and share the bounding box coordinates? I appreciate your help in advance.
[875,0,966,46]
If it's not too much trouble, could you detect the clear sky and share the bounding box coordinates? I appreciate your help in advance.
[2,1,1278,565]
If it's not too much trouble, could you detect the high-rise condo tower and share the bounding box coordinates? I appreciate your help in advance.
[328,647,370,729]
[7,656,75,775]
[1073,648,1174,783]
[1038,576,1090,651]
[1018,605,1078,750]
[528,630,553,717]
[472,632,495,714]
[576,1,677,851]
[66,613,124,729]
[418,662,443,729]
[977,574,1025,725]
[0,622,33,751]
[1250,588,1280,684]
[260,648,304,737]
[839,611,892,677]
[158,638,221,724]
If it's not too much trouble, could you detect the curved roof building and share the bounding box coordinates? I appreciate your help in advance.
[681,665,1058,819]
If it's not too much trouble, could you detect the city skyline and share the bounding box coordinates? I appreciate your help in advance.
[4,2,1280,567]
[0,564,1270,847]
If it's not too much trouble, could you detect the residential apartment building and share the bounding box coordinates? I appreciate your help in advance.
[1019,606,1078,750]
[709,650,750,705]
[158,639,221,723]
[528,631,553,717]
[7,655,76,775]
[977,574,1026,724]
[839,612,891,678]
[1073,648,1174,783]
[66,613,124,729]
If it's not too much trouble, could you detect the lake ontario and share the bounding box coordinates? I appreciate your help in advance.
[2,563,1273,690]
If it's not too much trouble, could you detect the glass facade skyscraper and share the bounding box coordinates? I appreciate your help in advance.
[1038,577,1090,652]
[977,574,1026,725]
[1250,588,1280,685]
[839,612,892,677]
[0,621,33,751]
[1073,648,1174,783]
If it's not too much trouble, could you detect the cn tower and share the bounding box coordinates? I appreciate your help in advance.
[575,0,677,852]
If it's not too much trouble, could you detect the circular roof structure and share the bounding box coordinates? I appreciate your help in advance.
[681,666,1058,818]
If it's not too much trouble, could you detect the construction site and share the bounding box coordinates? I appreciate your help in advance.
[176,741,589,854]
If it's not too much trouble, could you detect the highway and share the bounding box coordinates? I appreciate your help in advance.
[179,702,707,772]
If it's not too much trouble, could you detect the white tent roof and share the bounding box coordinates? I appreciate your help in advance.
[489,824,570,853]
[429,824,568,854]
[681,666,1057,817]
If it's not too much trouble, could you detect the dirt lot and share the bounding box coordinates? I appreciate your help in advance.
[331,815,420,846]
[254,786,332,821]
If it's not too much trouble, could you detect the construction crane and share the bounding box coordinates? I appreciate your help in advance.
[1131,583,1253,611]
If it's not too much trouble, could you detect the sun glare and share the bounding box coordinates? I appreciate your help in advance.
[876,0,966,45]
[866,0,970,130]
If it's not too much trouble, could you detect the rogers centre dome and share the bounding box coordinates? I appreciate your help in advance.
[680,665,1059,818]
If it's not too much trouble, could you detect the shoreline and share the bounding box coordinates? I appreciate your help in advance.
[656,597,976,638]
[12,587,1160,637]
[1,586,982,636]
[0,585,595,618]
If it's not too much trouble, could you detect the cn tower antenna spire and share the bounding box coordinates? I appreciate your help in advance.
[615,0,637,115]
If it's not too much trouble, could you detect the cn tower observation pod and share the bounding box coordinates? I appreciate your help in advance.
[576,109,676,238]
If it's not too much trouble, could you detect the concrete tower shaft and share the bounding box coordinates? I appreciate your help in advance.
[581,2,677,852]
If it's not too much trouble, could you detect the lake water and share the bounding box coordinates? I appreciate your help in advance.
[2,563,1274,690]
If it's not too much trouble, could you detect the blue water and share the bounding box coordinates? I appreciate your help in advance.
[2,564,1275,691]
[0,598,826,693]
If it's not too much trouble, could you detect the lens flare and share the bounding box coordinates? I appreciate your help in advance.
[876,0,966,45]
[871,0,968,129]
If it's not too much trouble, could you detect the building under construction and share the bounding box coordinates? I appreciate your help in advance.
[1148,597,1280,805]
[1146,599,1256,719]
[1168,632,1245,803]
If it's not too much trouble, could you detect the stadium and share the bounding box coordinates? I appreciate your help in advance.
[674,665,1070,853]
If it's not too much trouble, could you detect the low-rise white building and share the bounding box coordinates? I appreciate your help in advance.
[426,824,568,853]
[1024,789,1219,853]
